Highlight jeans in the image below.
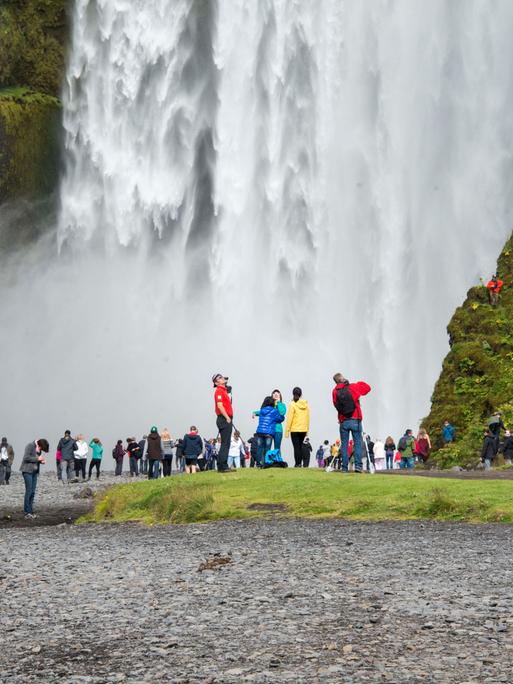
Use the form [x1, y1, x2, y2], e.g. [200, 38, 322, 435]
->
[216, 415, 233, 471]
[400, 456, 414, 469]
[148, 459, 160, 479]
[227, 455, 240, 469]
[74, 459, 87, 480]
[62, 459, 75, 482]
[129, 456, 139, 476]
[484, 458, 492, 470]
[115, 458, 123, 476]
[290, 432, 307, 467]
[141, 458, 148, 474]
[274, 431, 283, 453]
[256, 435, 273, 467]
[162, 457, 173, 477]
[88, 459, 101, 478]
[0, 462, 6, 484]
[385, 453, 394, 470]
[340, 420, 362, 472]
[22, 472, 38, 514]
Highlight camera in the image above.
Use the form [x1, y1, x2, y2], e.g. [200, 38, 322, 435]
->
[226, 385, 232, 394]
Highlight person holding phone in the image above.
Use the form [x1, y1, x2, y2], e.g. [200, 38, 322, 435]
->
[20, 438, 49, 519]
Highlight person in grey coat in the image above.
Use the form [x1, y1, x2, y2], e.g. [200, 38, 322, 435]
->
[0, 437, 14, 485]
[20, 439, 49, 518]
[57, 430, 77, 483]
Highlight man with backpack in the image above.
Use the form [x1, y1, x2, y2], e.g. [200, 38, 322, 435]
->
[332, 373, 371, 473]
[397, 429, 416, 469]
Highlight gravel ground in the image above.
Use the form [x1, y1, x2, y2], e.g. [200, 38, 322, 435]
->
[1, 482, 513, 683]
[0, 472, 141, 527]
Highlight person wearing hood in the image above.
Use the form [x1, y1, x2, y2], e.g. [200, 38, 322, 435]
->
[284, 387, 310, 467]
[182, 426, 203, 474]
[481, 429, 496, 470]
[0, 437, 14, 485]
[332, 373, 371, 473]
[73, 435, 89, 481]
[57, 430, 77, 484]
[254, 396, 286, 467]
[147, 427, 162, 479]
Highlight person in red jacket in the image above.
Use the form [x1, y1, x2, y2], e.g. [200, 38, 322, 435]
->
[212, 373, 234, 473]
[332, 373, 371, 473]
[487, 275, 503, 306]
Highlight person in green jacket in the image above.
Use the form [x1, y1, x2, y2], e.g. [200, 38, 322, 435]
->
[272, 389, 287, 454]
[398, 429, 415, 469]
[88, 438, 104, 480]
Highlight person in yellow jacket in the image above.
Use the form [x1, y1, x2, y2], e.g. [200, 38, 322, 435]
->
[285, 386, 311, 467]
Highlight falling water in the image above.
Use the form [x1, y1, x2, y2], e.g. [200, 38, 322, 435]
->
[3, 0, 513, 454]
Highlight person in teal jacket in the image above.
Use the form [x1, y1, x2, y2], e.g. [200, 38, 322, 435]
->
[88, 438, 103, 479]
[272, 389, 287, 454]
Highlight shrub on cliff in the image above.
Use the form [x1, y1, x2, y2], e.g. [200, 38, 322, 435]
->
[0, 0, 67, 96]
[422, 234, 513, 467]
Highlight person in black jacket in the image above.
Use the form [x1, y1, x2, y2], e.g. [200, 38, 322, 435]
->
[146, 427, 162, 479]
[481, 430, 496, 470]
[182, 427, 203, 474]
[301, 437, 312, 468]
[500, 429, 513, 464]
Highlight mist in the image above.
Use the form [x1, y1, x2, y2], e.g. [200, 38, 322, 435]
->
[4, 0, 513, 464]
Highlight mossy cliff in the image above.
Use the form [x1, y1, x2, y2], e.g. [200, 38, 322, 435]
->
[0, 0, 68, 203]
[422, 234, 513, 468]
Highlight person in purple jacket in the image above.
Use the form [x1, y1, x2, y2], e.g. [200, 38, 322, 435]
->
[252, 396, 285, 467]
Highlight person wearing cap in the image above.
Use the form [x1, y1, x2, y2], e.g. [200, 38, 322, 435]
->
[212, 373, 234, 473]
[147, 426, 163, 479]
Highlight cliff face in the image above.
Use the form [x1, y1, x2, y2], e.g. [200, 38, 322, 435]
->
[422, 234, 513, 467]
[0, 0, 68, 204]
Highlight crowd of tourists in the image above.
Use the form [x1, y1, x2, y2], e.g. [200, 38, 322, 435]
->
[7, 370, 512, 519]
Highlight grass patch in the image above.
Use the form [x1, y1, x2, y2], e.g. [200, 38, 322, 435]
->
[82, 470, 513, 525]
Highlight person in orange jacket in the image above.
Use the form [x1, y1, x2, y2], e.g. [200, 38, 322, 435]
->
[487, 275, 503, 306]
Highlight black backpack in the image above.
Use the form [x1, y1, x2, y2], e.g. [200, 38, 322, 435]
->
[398, 436, 408, 451]
[335, 385, 356, 418]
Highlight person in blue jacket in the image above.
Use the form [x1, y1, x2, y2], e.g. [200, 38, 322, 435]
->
[442, 421, 455, 444]
[271, 389, 287, 454]
[253, 396, 285, 467]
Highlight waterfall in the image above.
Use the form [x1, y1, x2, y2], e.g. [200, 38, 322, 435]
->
[3, 0, 513, 450]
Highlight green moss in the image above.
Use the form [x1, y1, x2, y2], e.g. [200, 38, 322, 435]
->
[0, 88, 61, 201]
[0, 0, 67, 96]
[422, 233, 513, 467]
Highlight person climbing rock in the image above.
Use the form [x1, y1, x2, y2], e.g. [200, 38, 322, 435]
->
[488, 412, 505, 456]
[481, 429, 496, 470]
[332, 373, 371, 473]
[442, 421, 455, 444]
[486, 275, 504, 306]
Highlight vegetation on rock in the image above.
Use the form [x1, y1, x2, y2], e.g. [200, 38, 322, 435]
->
[0, 0, 67, 96]
[0, 87, 61, 202]
[422, 234, 513, 468]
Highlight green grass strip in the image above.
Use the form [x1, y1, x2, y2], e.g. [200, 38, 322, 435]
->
[81, 469, 513, 525]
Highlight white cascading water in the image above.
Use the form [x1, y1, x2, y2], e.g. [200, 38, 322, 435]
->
[3, 0, 513, 454]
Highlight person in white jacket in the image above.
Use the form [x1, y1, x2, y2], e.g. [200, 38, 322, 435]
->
[372, 439, 385, 471]
[73, 435, 89, 481]
[228, 431, 245, 469]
